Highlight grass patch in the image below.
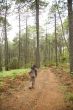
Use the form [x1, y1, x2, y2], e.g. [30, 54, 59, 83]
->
[0, 68, 30, 78]
[0, 81, 4, 86]
[58, 63, 70, 73]
[59, 84, 67, 92]
[65, 92, 73, 102]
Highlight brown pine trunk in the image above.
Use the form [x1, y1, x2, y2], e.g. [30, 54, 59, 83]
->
[0, 44, 2, 71]
[5, 0, 8, 71]
[68, 0, 73, 73]
[35, 0, 40, 68]
[55, 13, 58, 67]
[44, 27, 49, 66]
[25, 16, 28, 68]
[18, 5, 21, 68]
[49, 39, 51, 63]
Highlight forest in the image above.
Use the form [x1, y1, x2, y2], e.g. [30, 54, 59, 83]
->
[0, 0, 73, 110]
[0, 0, 71, 71]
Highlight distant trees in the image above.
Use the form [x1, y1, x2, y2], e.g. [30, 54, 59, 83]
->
[0, 0, 11, 70]
[15, 0, 23, 68]
[48, 0, 69, 67]
[4, 1, 12, 71]
[0, 0, 73, 72]
[30, 0, 48, 68]
[15, 0, 47, 68]
[15, 0, 32, 68]
[8, 27, 36, 69]
[0, 12, 4, 71]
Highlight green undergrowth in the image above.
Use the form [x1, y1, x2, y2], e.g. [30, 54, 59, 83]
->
[52, 65, 73, 104]
[65, 92, 73, 102]
[59, 85, 73, 102]
[59, 84, 68, 92]
[0, 68, 30, 78]
[50, 63, 70, 73]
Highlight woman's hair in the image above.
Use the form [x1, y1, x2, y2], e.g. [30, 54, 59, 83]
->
[31, 65, 36, 69]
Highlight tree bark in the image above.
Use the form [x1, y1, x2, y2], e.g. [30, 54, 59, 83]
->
[45, 27, 49, 66]
[25, 16, 28, 68]
[49, 39, 51, 64]
[18, 5, 21, 68]
[55, 13, 58, 67]
[0, 43, 2, 71]
[35, 0, 40, 68]
[4, 0, 8, 71]
[68, 0, 73, 73]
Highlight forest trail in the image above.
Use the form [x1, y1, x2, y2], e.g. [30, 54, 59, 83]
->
[0, 69, 68, 110]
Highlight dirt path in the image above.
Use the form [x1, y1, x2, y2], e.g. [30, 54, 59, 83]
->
[0, 69, 68, 110]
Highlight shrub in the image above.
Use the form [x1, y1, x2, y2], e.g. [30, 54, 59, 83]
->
[8, 58, 19, 70]
[65, 92, 73, 102]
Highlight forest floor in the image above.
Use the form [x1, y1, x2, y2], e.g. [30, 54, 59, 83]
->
[0, 68, 73, 110]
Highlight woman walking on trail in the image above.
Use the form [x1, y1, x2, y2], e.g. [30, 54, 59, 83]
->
[29, 65, 37, 89]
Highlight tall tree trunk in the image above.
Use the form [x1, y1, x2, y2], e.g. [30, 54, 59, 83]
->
[55, 13, 58, 67]
[35, 0, 40, 68]
[45, 27, 49, 66]
[59, 43, 62, 63]
[49, 39, 51, 64]
[67, 0, 73, 73]
[0, 43, 2, 71]
[50, 43, 53, 64]
[18, 5, 21, 68]
[55, 0, 69, 51]
[5, 0, 8, 71]
[25, 16, 28, 68]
